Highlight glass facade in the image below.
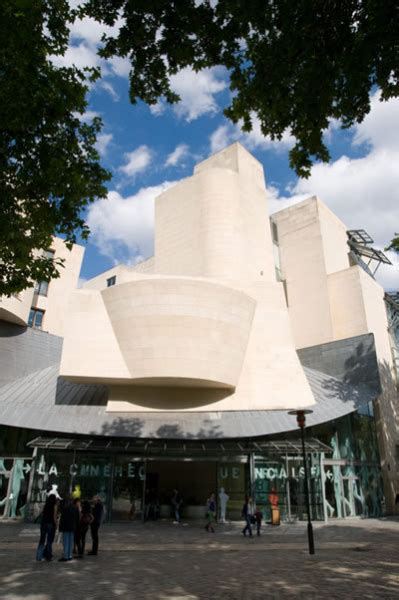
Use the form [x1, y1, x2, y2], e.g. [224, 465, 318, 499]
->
[0, 403, 385, 523]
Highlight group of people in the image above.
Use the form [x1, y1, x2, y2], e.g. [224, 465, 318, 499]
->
[36, 492, 104, 562]
[241, 495, 263, 537]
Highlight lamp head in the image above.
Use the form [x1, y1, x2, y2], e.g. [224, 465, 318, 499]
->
[288, 408, 313, 429]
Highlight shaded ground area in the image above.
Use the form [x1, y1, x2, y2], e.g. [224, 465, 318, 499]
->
[1, 518, 399, 599]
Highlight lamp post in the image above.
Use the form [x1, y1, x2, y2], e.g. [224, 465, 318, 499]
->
[288, 409, 315, 555]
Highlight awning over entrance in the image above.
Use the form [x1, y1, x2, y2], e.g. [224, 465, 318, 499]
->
[27, 436, 332, 456]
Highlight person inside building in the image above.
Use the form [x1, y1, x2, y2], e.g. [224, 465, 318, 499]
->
[254, 505, 263, 536]
[58, 495, 79, 561]
[242, 495, 254, 537]
[171, 489, 183, 523]
[36, 492, 58, 561]
[205, 493, 216, 533]
[88, 495, 104, 556]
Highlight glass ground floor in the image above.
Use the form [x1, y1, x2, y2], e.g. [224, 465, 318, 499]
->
[0, 403, 385, 523]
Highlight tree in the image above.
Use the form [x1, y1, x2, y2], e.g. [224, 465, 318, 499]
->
[2, 1, 398, 296]
[85, 0, 399, 178]
[0, 0, 110, 296]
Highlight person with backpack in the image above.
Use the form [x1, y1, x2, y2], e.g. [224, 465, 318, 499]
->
[36, 493, 58, 562]
[242, 495, 254, 537]
[58, 495, 79, 561]
[76, 500, 93, 558]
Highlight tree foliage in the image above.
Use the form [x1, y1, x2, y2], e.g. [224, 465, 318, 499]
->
[1, 1, 399, 296]
[86, 0, 399, 178]
[0, 0, 110, 296]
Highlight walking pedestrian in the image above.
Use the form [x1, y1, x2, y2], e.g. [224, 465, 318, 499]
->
[88, 495, 104, 556]
[36, 493, 58, 562]
[205, 493, 216, 533]
[242, 495, 254, 537]
[58, 496, 79, 561]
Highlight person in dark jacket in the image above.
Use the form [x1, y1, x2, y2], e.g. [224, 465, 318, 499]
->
[88, 495, 104, 556]
[242, 495, 254, 537]
[76, 500, 93, 558]
[36, 493, 58, 561]
[58, 496, 79, 561]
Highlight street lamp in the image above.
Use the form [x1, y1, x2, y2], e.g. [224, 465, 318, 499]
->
[288, 409, 315, 555]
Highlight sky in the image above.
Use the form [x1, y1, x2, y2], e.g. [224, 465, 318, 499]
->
[57, 9, 399, 291]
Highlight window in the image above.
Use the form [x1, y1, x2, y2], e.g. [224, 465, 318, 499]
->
[34, 249, 55, 296]
[28, 308, 45, 329]
[271, 221, 279, 244]
[107, 275, 116, 287]
[34, 281, 49, 296]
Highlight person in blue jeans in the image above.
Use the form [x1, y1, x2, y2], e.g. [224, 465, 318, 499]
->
[242, 495, 254, 537]
[36, 494, 58, 561]
[58, 496, 79, 561]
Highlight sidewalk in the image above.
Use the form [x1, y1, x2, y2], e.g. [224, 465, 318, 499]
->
[1, 518, 399, 599]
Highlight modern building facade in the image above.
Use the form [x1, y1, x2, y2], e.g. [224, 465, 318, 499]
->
[0, 143, 397, 523]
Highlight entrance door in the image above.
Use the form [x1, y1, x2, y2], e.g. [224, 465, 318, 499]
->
[145, 460, 217, 519]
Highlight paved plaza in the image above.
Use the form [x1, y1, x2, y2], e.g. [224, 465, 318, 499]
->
[0, 518, 398, 600]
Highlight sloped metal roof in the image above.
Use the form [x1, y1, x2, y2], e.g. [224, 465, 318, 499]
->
[0, 322, 380, 440]
[0, 361, 377, 440]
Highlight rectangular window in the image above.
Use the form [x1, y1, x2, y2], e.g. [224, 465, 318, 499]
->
[271, 221, 279, 244]
[34, 249, 55, 296]
[34, 281, 49, 296]
[106, 275, 116, 287]
[28, 308, 45, 329]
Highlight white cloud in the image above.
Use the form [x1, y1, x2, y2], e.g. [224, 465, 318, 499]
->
[241, 115, 294, 152]
[56, 12, 128, 80]
[270, 91, 399, 290]
[169, 67, 228, 121]
[210, 125, 231, 154]
[150, 101, 166, 116]
[87, 182, 177, 262]
[164, 144, 189, 168]
[98, 80, 119, 101]
[51, 42, 100, 70]
[352, 91, 399, 152]
[80, 110, 101, 122]
[119, 145, 153, 178]
[95, 133, 113, 156]
[108, 55, 131, 78]
[209, 114, 294, 156]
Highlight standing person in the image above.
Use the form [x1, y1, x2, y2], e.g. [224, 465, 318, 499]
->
[36, 493, 58, 562]
[205, 493, 216, 533]
[88, 495, 104, 556]
[58, 496, 79, 561]
[254, 505, 263, 536]
[72, 497, 81, 557]
[171, 489, 182, 524]
[76, 500, 93, 558]
[242, 495, 254, 537]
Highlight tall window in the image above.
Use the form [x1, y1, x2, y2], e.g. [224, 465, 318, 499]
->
[34, 280, 49, 296]
[28, 308, 45, 329]
[34, 249, 55, 296]
[107, 275, 116, 287]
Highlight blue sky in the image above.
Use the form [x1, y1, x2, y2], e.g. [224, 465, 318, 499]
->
[56, 10, 399, 290]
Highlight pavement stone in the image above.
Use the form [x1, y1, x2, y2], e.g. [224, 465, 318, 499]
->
[0, 518, 398, 599]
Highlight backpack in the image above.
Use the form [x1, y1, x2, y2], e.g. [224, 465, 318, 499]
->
[81, 512, 93, 526]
